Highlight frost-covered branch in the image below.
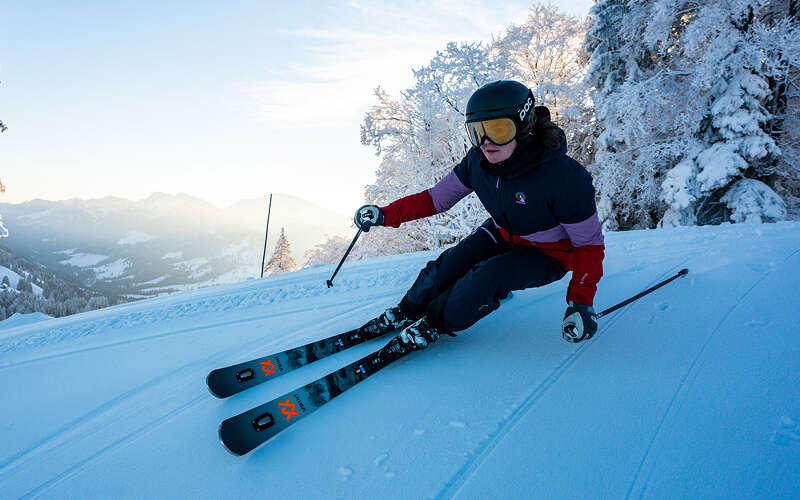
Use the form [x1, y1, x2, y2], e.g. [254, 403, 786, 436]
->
[585, 0, 800, 228]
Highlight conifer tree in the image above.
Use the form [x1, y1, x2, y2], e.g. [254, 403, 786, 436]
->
[263, 227, 297, 276]
[582, 0, 800, 228]
[16, 278, 33, 293]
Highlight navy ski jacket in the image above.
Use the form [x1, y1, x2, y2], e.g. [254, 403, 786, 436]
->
[380, 136, 604, 305]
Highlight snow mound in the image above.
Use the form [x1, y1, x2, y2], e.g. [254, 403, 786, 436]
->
[0, 312, 53, 329]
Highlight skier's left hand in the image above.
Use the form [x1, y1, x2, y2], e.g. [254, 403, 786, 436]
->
[561, 302, 597, 343]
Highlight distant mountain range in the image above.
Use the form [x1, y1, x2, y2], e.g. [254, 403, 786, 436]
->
[0, 193, 351, 298]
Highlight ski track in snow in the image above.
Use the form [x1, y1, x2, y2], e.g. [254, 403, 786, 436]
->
[0, 290, 402, 370]
[0, 299, 387, 498]
[625, 246, 800, 500]
[18, 394, 206, 500]
[773, 416, 800, 447]
[0, 264, 421, 358]
[439, 260, 695, 499]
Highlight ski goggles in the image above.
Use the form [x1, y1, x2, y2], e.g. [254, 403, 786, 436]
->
[464, 117, 518, 147]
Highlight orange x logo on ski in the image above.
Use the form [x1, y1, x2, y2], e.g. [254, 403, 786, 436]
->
[278, 397, 299, 420]
[260, 359, 277, 376]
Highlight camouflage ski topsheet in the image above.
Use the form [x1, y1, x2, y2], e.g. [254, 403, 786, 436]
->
[207, 327, 385, 398]
[218, 336, 412, 455]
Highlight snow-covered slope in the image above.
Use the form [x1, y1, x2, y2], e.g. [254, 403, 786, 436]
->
[0, 222, 799, 499]
[0, 264, 44, 295]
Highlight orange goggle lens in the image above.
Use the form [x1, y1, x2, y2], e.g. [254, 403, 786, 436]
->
[465, 118, 517, 147]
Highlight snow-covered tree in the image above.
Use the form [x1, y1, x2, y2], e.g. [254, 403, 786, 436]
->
[720, 178, 787, 223]
[495, 4, 590, 161]
[758, 1, 800, 218]
[263, 227, 297, 275]
[583, 0, 800, 228]
[16, 278, 33, 293]
[304, 235, 352, 267]
[661, 1, 800, 226]
[584, 0, 703, 229]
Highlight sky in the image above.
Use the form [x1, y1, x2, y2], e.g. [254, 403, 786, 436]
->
[0, 0, 593, 214]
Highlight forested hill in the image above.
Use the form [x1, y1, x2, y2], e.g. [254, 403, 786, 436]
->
[0, 245, 120, 321]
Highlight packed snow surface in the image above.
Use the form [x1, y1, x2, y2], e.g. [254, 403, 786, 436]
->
[0, 222, 799, 498]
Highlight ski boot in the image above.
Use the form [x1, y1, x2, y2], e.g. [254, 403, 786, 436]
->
[398, 317, 444, 349]
[359, 306, 415, 340]
[377, 317, 447, 362]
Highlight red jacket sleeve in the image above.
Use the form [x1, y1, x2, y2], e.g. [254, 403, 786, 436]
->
[551, 162, 604, 306]
[380, 190, 437, 228]
[566, 244, 604, 306]
[559, 211, 605, 306]
[380, 158, 474, 228]
[380, 167, 473, 227]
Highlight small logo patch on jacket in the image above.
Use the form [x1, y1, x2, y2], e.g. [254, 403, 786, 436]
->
[515, 192, 527, 205]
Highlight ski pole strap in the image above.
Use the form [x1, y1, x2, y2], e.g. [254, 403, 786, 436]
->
[326, 228, 363, 288]
[594, 268, 688, 320]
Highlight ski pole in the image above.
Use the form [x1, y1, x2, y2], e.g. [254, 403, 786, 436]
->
[326, 228, 363, 288]
[594, 268, 689, 320]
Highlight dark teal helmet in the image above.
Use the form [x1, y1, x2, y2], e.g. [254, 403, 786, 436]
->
[464, 80, 535, 147]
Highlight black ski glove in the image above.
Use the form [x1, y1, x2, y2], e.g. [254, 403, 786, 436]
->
[562, 302, 598, 343]
[354, 205, 385, 232]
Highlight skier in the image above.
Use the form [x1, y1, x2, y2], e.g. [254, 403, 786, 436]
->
[354, 80, 605, 351]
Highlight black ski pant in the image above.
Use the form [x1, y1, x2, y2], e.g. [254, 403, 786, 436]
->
[399, 219, 567, 333]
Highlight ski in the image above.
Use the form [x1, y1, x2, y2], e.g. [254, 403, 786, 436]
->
[207, 326, 394, 399]
[219, 335, 414, 455]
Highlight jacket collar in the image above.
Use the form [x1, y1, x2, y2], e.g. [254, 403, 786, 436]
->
[479, 128, 567, 179]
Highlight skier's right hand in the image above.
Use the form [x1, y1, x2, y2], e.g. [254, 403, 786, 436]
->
[561, 302, 597, 343]
[354, 205, 385, 232]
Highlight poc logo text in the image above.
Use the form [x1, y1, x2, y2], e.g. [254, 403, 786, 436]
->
[519, 97, 533, 121]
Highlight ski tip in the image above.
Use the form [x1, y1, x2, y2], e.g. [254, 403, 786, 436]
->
[678, 268, 689, 276]
[206, 372, 227, 399]
[218, 421, 246, 457]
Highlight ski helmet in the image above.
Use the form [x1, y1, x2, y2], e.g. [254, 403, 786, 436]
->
[464, 80, 535, 147]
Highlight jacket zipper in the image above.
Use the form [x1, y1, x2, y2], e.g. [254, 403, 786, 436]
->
[493, 175, 514, 236]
